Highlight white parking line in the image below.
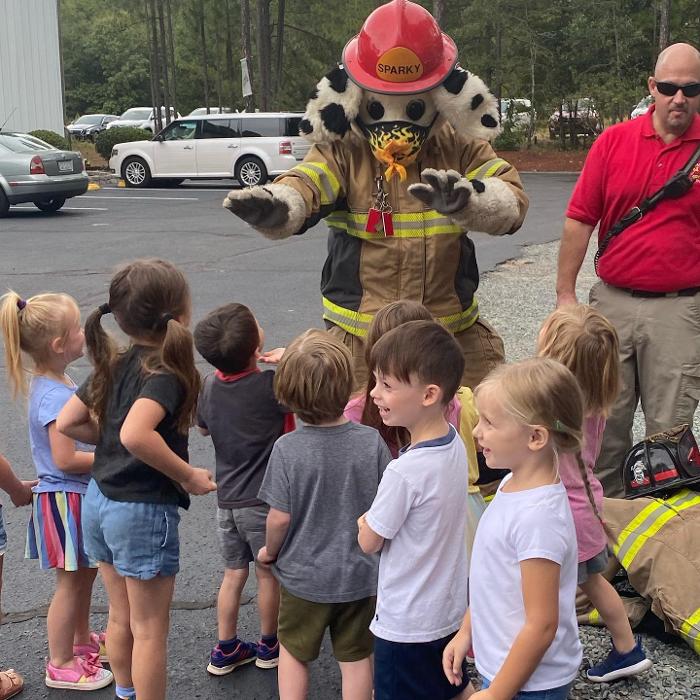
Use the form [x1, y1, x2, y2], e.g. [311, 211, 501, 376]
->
[100, 187, 229, 193]
[87, 195, 199, 201]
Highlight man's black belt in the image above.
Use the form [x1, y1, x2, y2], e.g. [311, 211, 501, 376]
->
[612, 285, 700, 298]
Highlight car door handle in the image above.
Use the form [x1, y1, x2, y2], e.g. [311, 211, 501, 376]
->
[183, 145, 194, 150]
[227, 144, 239, 149]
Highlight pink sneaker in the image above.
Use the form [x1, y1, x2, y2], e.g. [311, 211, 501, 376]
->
[74, 631, 108, 664]
[45, 655, 113, 691]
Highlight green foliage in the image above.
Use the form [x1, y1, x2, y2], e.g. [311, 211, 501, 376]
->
[95, 127, 150, 160]
[29, 130, 71, 151]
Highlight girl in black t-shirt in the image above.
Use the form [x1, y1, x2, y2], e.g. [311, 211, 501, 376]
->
[57, 259, 216, 700]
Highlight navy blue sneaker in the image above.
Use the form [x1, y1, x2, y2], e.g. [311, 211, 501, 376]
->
[255, 638, 280, 669]
[586, 635, 652, 682]
[207, 639, 258, 676]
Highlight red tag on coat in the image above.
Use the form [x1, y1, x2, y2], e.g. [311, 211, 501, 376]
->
[365, 207, 382, 233]
[382, 210, 394, 236]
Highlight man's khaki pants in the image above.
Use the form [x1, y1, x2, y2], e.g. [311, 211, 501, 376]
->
[327, 317, 505, 392]
[590, 281, 700, 497]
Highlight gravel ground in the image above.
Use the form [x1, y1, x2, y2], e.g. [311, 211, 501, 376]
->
[476, 239, 700, 700]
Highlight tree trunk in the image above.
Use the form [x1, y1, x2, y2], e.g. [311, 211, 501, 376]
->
[166, 0, 177, 113]
[257, 0, 272, 110]
[225, 0, 236, 109]
[658, 0, 671, 52]
[241, 0, 254, 111]
[146, 0, 163, 133]
[198, 1, 211, 111]
[157, 0, 171, 126]
[274, 0, 285, 101]
[433, 0, 446, 27]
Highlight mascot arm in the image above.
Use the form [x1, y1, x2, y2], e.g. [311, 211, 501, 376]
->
[223, 143, 346, 241]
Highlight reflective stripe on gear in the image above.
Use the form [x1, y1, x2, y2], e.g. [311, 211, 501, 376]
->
[325, 209, 463, 239]
[680, 608, 700, 654]
[322, 296, 479, 338]
[289, 162, 341, 205]
[466, 158, 510, 181]
[612, 489, 700, 569]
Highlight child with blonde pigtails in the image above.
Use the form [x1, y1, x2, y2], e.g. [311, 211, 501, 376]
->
[537, 304, 652, 683]
[0, 291, 113, 692]
[57, 259, 216, 700]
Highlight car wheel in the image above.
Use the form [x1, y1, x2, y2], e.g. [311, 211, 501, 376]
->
[0, 189, 9, 217]
[122, 157, 152, 188]
[235, 156, 268, 187]
[34, 198, 66, 212]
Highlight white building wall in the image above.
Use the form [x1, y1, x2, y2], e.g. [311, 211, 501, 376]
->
[0, 0, 65, 134]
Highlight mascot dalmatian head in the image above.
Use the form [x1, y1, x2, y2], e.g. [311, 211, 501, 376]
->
[298, 0, 501, 181]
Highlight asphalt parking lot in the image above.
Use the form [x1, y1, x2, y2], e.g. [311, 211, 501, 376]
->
[0, 174, 578, 698]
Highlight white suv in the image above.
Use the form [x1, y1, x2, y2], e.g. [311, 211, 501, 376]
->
[106, 107, 181, 133]
[109, 112, 311, 188]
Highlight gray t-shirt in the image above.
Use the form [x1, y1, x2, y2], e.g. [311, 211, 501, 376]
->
[258, 421, 392, 603]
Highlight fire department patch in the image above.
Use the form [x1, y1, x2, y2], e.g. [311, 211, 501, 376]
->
[690, 162, 700, 183]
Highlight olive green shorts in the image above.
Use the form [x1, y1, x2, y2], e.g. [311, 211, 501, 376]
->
[278, 587, 376, 663]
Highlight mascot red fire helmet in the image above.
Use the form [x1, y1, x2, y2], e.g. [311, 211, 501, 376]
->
[342, 0, 458, 95]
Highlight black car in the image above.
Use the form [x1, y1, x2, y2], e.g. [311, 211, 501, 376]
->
[66, 114, 119, 141]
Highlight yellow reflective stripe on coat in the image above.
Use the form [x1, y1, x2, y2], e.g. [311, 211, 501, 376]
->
[322, 297, 479, 338]
[325, 210, 462, 239]
[289, 162, 340, 205]
[613, 490, 700, 569]
[680, 608, 700, 654]
[587, 609, 601, 624]
[466, 158, 510, 181]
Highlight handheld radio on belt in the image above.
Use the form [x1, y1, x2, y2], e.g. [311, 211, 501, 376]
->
[594, 141, 700, 273]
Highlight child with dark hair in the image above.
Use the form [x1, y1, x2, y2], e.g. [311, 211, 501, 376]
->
[57, 259, 216, 700]
[257, 329, 391, 700]
[357, 320, 472, 700]
[193, 303, 293, 676]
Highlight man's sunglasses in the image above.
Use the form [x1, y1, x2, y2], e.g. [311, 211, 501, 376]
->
[655, 81, 700, 98]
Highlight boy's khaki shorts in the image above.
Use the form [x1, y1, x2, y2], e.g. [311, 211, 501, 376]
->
[278, 587, 375, 663]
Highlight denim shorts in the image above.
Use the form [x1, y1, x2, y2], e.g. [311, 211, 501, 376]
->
[82, 479, 180, 579]
[481, 677, 572, 699]
[0, 505, 6, 555]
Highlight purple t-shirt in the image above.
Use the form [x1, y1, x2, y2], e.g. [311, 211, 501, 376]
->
[558, 414, 607, 562]
[29, 376, 93, 494]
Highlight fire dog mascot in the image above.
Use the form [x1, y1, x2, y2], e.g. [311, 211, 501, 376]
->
[223, 0, 529, 387]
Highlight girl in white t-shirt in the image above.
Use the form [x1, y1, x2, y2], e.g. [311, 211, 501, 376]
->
[443, 358, 583, 700]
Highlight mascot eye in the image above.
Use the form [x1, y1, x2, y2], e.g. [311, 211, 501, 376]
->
[367, 100, 385, 120]
[406, 100, 426, 121]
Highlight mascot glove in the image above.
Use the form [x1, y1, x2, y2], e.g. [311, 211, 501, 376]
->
[410, 167, 520, 235]
[408, 168, 472, 215]
[223, 184, 307, 240]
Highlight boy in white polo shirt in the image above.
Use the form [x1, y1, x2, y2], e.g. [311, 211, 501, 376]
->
[358, 320, 473, 700]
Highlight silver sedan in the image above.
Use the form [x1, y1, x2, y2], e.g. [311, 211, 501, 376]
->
[0, 132, 88, 217]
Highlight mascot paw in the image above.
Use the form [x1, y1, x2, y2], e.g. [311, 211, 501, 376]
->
[408, 168, 472, 215]
[223, 186, 290, 228]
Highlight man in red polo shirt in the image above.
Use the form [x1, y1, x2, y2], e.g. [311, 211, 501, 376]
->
[556, 42, 700, 497]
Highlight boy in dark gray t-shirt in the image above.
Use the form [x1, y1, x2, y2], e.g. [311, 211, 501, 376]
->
[257, 329, 391, 699]
[194, 303, 293, 677]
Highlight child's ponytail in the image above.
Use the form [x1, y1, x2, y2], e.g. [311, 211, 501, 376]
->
[575, 451, 615, 541]
[0, 291, 27, 398]
[84, 303, 118, 426]
[156, 316, 200, 433]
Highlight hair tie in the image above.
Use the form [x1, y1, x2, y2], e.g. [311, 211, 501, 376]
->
[159, 312, 175, 329]
[98, 303, 111, 315]
[16, 298, 27, 311]
[553, 419, 570, 434]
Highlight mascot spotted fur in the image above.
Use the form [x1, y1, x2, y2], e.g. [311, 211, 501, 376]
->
[224, 0, 528, 387]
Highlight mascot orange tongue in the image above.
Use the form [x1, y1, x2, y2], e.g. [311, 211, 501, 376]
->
[374, 140, 415, 182]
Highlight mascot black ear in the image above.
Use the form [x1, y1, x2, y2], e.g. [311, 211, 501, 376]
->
[299, 64, 363, 144]
[431, 66, 502, 142]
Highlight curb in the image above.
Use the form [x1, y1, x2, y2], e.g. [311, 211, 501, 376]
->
[87, 170, 120, 186]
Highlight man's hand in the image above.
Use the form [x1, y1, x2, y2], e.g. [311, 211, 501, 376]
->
[408, 169, 473, 215]
[257, 546, 276, 568]
[223, 186, 291, 228]
[182, 467, 217, 496]
[10, 480, 37, 507]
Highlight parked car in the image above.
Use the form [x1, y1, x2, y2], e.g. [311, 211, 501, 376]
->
[631, 95, 653, 119]
[66, 114, 119, 140]
[500, 98, 535, 130]
[109, 112, 311, 188]
[187, 107, 234, 116]
[0, 132, 88, 216]
[106, 107, 181, 133]
[548, 98, 602, 138]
